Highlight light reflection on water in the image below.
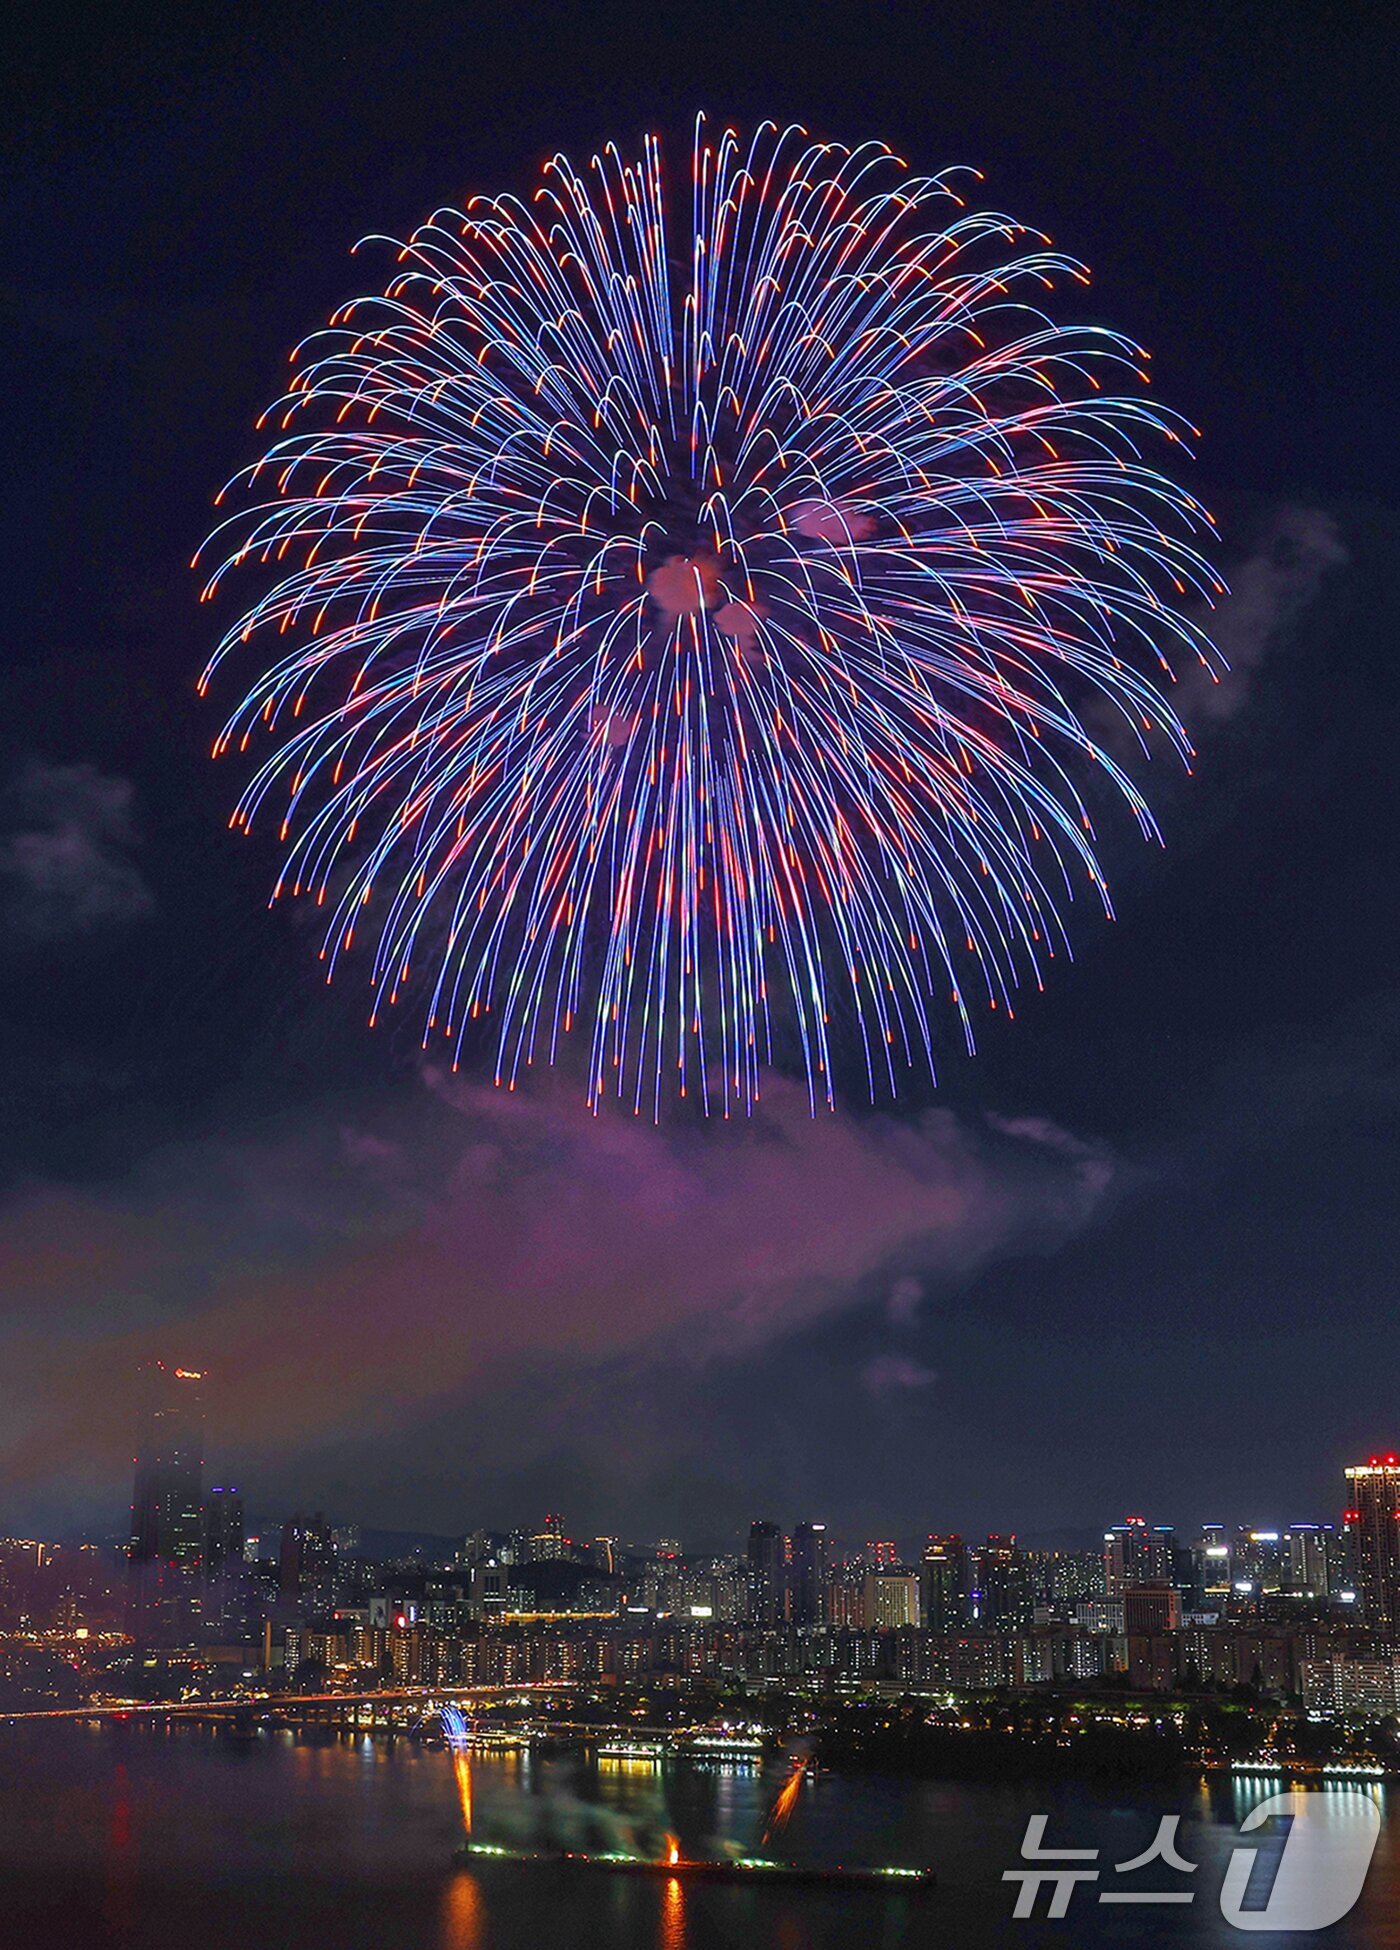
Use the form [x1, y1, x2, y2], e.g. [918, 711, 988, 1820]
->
[657, 1874, 686, 1950]
[0, 1720, 1395, 1950]
[439, 1871, 485, 1950]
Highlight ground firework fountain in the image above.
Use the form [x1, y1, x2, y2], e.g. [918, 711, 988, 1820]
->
[450, 1730, 934, 1889]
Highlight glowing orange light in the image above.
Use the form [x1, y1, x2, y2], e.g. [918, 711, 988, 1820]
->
[452, 1747, 473, 1837]
[760, 1755, 809, 1847]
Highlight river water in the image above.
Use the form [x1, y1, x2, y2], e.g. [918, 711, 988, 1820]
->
[0, 1719, 1393, 1947]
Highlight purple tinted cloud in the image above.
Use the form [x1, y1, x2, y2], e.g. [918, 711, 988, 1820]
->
[0, 1075, 1114, 1499]
[862, 1353, 936, 1395]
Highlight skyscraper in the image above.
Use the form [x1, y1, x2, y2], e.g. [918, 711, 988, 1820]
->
[205, 1486, 245, 1577]
[279, 1512, 338, 1616]
[790, 1521, 829, 1625]
[920, 1534, 967, 1632]
[1193, 1525, 1232, 1600]
[1103, 1518, 1176, 1597]
[204, 1486, 246, 1638]
[530, 1513, 567, 1562]
[973, 1534, 1032, 1630]
[1286, 1524, 1334, 1597]
[1344, 1457, 1400, 1631]
[746, 1519, 784, 1625]
[126, 1363, 206, 1645]
[863, 1570, 920, 1629]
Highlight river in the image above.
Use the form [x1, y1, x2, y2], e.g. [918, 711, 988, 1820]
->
[0, 1719, 1393, 1947]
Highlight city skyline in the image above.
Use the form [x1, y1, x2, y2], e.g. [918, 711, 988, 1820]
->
[100, 1361, 1400, 1574]
[20, 1354, 1400, 1555]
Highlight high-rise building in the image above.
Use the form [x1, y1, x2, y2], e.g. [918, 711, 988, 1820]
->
[1344, 1457, 1400, 1631]
[1300, 1656, 1400, 1717]
[280, 1512, 338, 1617]
[1193, 1525, 1232, 1600]
[973, 1534, 1032, 1630]
[746, 1520, 784, 1625]
[530, 1513, 567, 1562]
[1285, 1524, 1334, 1597]
[204, 1486, 245, 1637]
[1103, 1518, 1176, 1597]
[205, 1487, 245, 1577]
[1045, 1548, 1106, 1615]
[791, 1522, 829, 1625]
[126, 1363, 206, 1645]
[825, 1570, 865, 1628]
[920, 1535, 967, 1633]
[1123, 1583, 1182, 1634]
[1233, 1529, 1287, 1595]
[863, 1570, 920, 1629]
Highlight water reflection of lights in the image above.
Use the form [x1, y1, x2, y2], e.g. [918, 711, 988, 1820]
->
[439, 1871, 485, 1950]
[658, 1874, 687, 1950]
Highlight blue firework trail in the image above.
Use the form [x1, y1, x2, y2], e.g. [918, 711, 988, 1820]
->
[196, 118, 1223, 1116]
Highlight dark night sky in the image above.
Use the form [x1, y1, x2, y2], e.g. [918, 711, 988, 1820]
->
[1, 1, 1395, 1549]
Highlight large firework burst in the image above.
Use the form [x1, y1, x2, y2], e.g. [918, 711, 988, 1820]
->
[197, 119, 1222, 1115]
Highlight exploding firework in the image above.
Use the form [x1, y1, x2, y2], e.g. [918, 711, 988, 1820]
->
[197, 118, 1221, 1115]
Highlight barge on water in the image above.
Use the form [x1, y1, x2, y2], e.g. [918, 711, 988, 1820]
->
[456, 1842, 934, 1890]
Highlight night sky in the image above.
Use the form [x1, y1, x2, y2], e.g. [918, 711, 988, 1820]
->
[2, 2, 1395, 1548]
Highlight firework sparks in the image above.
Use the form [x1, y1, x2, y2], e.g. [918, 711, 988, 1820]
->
[761, 1755, 809, 1847]
[442, 1705, 473, 1836]
[198, 118, 1222, 1116]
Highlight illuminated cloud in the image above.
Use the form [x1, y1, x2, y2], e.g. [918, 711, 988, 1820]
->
[1182, 507, 1347, 725]
[862, 1353, 936, 1395]
[0, 1074, 1113, 1505]
[0, 759, 154, 942]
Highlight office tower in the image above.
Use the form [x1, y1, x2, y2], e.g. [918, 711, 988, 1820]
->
[746, 1519, 785, 1625]
[974, 1534, 1032, 1630]
[471, 1561, 509, 1619]
[865, 1540, 898, 1568]
[1286, 1524, 1333, 1597]
[791, 1521, 829, 1625]
[826, 1569, 865, 1628]
[530, 1513, 567, 1562]
[1234, 1529, 1286, 1595]
[920, 1534, 967, 1632]
[863, 1570, 920, 1629]
[126, 1363, 206, 1645]
[205, 1487, 245, 1577]
[1103, 1518, 1176, 1596]
[279, 1512, 338, 1616]
[1193, 1525, 1232, 1600]
[1123, 1584, 1182, 1635]
[1325, 1525, 1352, 1596]
[1344, 1457, 1400, 1631]
[204, 1486, 245, 1637]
